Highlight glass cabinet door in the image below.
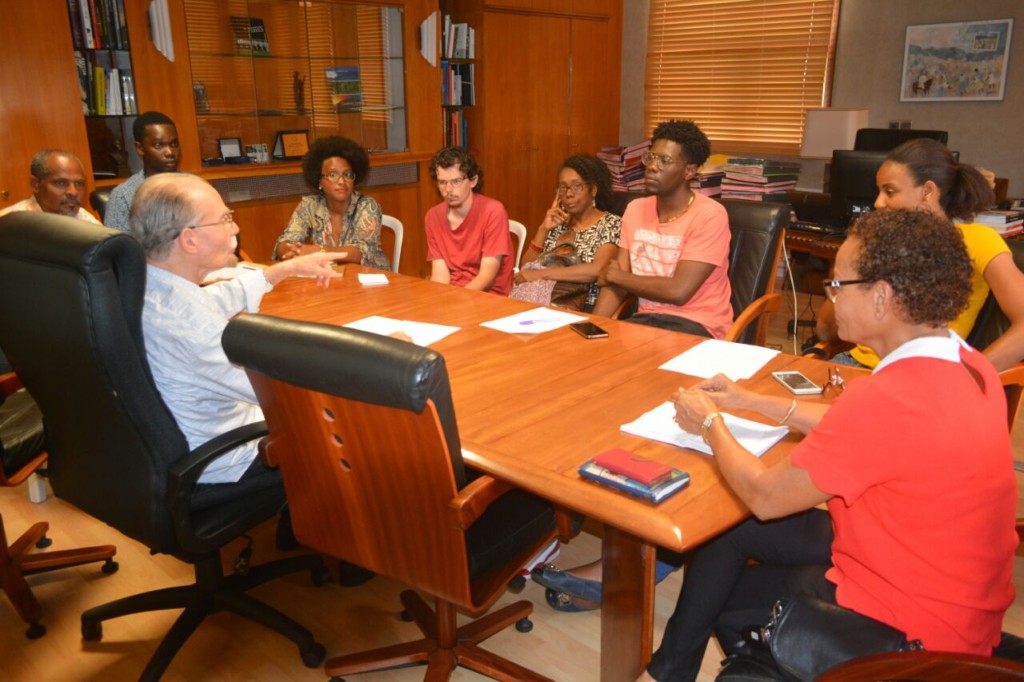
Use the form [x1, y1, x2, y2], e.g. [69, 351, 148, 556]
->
[183, 0, 407, 165]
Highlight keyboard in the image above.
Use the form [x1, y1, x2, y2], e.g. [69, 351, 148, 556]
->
[789, 220, 845, 237]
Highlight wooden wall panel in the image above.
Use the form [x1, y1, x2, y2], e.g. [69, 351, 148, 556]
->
[0, 0, 92, 210]
[569, 11, 622, 156]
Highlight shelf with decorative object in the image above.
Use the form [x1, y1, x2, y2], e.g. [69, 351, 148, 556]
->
[183, 0, 408, 166]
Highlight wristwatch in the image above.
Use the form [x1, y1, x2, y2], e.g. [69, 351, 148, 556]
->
[701, 412, 722, 444]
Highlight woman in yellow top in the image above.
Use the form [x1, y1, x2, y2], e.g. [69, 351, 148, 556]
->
[817, 138, 1024, 370]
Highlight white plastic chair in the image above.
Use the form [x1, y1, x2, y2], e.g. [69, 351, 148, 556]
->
[508, 220, 527, 272]
[381, 215, 403, 273]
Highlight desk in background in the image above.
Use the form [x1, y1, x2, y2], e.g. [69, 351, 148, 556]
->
[259, 267, 859, 681]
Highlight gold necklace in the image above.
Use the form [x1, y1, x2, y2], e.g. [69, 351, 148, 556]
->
[659, 193, 695, 224]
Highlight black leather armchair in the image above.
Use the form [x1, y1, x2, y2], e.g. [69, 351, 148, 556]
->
[0, 212, 326, 680]
[88, 188, 110, 222]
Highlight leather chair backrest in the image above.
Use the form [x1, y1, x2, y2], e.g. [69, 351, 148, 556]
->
[966, 237, 1024, 351]
[90, 188, 111, 222]
[720, 198, 790, 344]
[0, 212, 190, 553]
[222, 313, 483, 606]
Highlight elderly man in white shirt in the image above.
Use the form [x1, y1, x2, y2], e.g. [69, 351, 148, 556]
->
[130, 173, 337, 488]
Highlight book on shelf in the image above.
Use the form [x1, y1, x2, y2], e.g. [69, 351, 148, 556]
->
[92, 65, 106, 115]
[74, 50, 91, 115]
[723, 159, 801, 176]
[578, 459, 690, 503]
[231, 16, 271, 56]
[326, 67, 362, 112]
[721, 180, 797, 193]
[724, 171, 799, 184]
[78, 0, 96, 48]
[976, 210, 1024, 226]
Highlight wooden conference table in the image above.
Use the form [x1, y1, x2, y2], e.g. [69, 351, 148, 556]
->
[259, 266, 857, 682]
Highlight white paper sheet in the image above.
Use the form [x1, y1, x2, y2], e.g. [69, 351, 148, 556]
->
[343, 315, 459, 348]
[620, 401, 789, 457]
[479, 306, 586, 335]
[358, 273, 389, 286]
[659, 339, 779, 381]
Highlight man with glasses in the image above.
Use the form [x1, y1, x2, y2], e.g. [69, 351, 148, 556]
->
[0, 149, 101, 223]
[130, 173, 337, 486]
[105, 110, 181, 232]
[425, 146, 514, 295]
[592, 120, 732, 338]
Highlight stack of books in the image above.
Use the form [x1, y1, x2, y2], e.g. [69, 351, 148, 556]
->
[598, 140, 650, 192]
[577, 447, 690, 503]
[976, 209, 1024, 236]
[720, 158, 801, 202]
[691, 159, 725, 197]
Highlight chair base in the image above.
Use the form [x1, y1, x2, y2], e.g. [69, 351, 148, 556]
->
[325, 589, 552, 682]
[0, 515, 117, 638]
[81, 551, 328, 681]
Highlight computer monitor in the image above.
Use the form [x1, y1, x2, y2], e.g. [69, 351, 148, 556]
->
[853, 128, 949, 152]
[830, 150, 888, 226]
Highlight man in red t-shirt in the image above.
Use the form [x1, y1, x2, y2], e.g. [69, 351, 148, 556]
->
[424, 147, 513, 296]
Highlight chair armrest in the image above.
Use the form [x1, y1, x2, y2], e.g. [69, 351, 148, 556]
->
[0, 371, 24, 399]
[166, 420, 270, 517]
[802, 339, 854, 359]
[818, 650, 1024, 681]
[610, 293, 638, 321]
[448, 474, 513, 531]
[724, 293, 782, 343]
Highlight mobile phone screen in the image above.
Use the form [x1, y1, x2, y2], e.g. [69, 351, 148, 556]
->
[569, 322, 609, 339]
[772, 371, 822, 394]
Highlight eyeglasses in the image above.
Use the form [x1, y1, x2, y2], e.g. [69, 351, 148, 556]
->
[641, 151, 678, 170]
[556, 182, 586, 195]
[172, 211, 235, 241]
[436, 176, 467, 189]
[823, 366, 845, 396]
[321, 170, 355, 183]
[822, 278, 872, 303]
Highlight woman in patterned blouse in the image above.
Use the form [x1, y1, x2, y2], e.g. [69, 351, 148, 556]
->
[516, 154, 622, 311]
[273, 136, 390, 270]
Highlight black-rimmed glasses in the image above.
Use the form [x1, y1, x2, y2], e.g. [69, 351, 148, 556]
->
[822, 278, 872, 303]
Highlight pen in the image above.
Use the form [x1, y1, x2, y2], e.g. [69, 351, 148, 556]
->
[519, 318, 562, 326]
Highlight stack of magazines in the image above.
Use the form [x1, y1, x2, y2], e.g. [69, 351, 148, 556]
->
[578, 448, 690, 503]
[721, 158, 800, 202]
[598, 140, 650, 192]
[976, 209, 1024, 236]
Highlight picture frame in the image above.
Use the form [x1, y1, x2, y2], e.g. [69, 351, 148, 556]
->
[272, 130, 310, 161]
[218, 137, 243, 160]
[900, 19, 1013, 102]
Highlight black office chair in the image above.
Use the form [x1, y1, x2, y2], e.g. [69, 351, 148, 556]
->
[88, 188, 110, 222]
[223, 314, 562, 681]
[0, 212, 327, 680]
[965, 237, 1024, 352]
[719, 198, 789, 345]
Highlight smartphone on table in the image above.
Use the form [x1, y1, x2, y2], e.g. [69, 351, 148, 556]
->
[771, 370, 822, 395]
[569, 321, 609, 339]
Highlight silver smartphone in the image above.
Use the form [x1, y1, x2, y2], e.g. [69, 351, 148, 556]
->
[771, 371, 822, 395]
[569, 322, 609, 339]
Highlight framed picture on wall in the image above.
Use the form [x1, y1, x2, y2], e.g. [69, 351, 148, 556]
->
[900, 19, 1013, 102]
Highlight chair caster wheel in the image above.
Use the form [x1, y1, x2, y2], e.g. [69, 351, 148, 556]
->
[507, 574, 527, 592]
[301, 641, 326, 668]
[35, 535, 52, 549]
[400, 609, 413, 622]
[82, 621, 102, 641]
[515, 617, 533, 633]
[26, 623, 46, 639]
[101, 559, 119, 574]
[312, 565, 332, 587]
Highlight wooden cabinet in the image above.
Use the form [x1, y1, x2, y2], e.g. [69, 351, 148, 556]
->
[0, 0, 94, 210]
[449, 0, 621, 229]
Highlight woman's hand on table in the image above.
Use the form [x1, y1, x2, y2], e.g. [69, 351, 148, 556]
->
[692, 373, 755, 411]
[671, 388, 719, 434]
[276, 241, 303, 260]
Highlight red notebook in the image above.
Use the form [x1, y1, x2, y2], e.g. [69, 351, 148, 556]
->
[593, 448, 671, 486]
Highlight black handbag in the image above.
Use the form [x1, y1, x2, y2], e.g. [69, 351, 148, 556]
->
[759, 596, 923, 682]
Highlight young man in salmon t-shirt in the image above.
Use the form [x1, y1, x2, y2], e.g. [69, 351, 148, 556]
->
[592, 120, 732, 338]
[424, 146, 514, 296]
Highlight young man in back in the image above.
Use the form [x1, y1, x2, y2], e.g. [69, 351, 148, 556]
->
[105, 110, 181, 231]
[592, 120, 732, 338]
[424, 146, 513, 295]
